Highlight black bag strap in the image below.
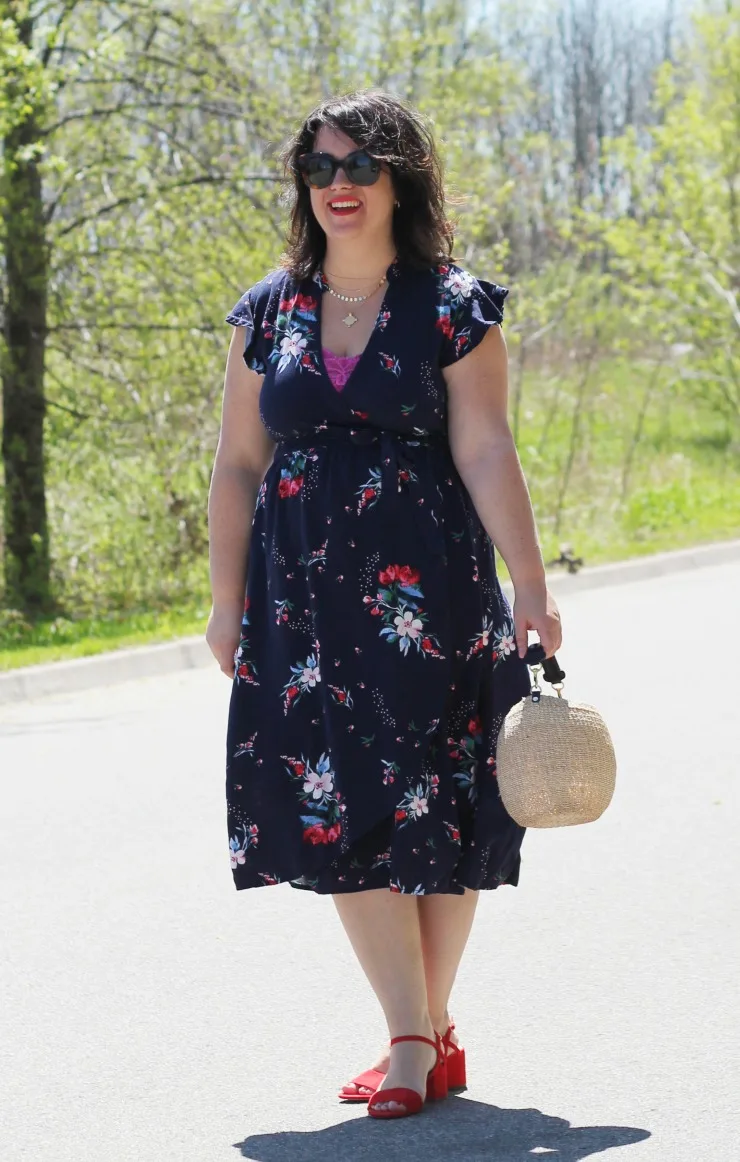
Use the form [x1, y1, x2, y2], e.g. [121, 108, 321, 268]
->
[524, 642, 566, 684]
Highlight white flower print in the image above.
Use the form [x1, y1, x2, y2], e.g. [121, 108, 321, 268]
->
[444, 268, 475, 299]
[411, 794, 429, 817]
[497, 631, 516, 656]
[230, 843, 247, 868]
[280, 329, 307, 361]
[301, 657, 321, 687]
[303, 767, 334, 799]
[229, 821, 258, 869]
[394, 610, 423, 640]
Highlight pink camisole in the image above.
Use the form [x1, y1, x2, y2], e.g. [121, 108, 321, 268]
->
[323, 347, 361, 392]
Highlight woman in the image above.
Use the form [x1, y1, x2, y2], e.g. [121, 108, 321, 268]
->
[207, 89, 562, 1120]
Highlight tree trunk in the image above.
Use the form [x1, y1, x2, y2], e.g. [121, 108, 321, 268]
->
[1, 12, 50, 614]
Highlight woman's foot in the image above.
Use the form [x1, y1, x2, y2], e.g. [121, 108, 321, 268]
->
[339, 1045, 390, 1099]
[339, 1013, 462, 1100]
[370, 1025, 441, 1114]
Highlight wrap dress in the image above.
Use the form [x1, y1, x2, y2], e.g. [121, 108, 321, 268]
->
[223, 258, 531, 895]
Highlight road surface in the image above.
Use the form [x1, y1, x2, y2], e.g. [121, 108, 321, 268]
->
[1, 560, 738, 1161]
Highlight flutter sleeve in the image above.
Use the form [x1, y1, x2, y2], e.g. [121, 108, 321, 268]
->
[436, 264, 508, 368]
[225, 287, 267, 375]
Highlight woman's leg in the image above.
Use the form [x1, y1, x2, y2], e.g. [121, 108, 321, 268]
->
[333, 889, 437, 1110]
[417, 888, 480, 1035]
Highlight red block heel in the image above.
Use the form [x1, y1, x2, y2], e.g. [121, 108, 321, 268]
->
[443, 1021, 467, 1091]
[367, 1034, 448, 1120]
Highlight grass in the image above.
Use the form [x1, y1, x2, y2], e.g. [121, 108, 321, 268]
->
[0, 604, 209, 672]
[2, 355, 738, 671]
[511, 353, 740, 571]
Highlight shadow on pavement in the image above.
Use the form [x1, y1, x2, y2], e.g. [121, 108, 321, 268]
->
[237, 1097, 651, 1160]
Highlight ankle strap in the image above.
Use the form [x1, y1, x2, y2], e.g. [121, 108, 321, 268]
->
[389, 1034, 438, 1051]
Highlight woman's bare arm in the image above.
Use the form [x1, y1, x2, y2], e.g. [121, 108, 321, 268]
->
[206, 328, 275, 672]
[444, 325, 561, 658]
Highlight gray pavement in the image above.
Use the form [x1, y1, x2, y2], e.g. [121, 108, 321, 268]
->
[1, 560, 739, 1161]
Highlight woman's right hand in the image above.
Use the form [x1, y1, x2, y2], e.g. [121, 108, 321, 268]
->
[206, 604, 243, 678]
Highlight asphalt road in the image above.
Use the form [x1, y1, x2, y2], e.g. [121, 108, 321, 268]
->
[1, 560, 738, 1162]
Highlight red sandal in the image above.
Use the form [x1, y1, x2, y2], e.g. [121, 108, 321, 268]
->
[367, 1033, 448, 1120]
[443, 1021, 467, 1090]
[338, 1067, 386, 1102]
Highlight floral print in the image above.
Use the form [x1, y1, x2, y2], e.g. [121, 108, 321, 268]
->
[224, 260, 529, 895]
[229, 820, 259, 868]
[234, 597, 259, 686]
[278, 451, 314, 499]
[448, 717, 483, 803]
[363, 564, 444, 658]
[283, 752, 344, 845]
[272, 292, 322, 376]
[281, 652, 321, 714]
[379, 352, 401, 376]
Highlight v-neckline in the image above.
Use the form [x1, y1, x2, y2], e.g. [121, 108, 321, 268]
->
[313, 258, 398, 395]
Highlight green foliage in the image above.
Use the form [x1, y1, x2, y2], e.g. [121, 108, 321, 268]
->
[581, 9, 740, 422]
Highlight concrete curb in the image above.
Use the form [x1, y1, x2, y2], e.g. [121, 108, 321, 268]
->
[2, 538, 739, 706]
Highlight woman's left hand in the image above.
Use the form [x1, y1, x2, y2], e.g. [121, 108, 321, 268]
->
[513, 582, 563, 659]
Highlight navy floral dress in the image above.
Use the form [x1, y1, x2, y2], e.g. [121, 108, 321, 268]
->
[223, 258, 531, 895]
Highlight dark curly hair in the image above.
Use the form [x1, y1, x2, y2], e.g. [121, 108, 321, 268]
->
[280, 89, 455, 279]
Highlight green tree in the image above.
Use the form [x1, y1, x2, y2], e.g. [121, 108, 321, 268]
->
[593, 6, 740, 425]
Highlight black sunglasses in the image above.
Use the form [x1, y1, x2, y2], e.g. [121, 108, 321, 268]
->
[296, 149, 382, 189]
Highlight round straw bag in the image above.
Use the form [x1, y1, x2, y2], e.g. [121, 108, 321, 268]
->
[496, 644, 616, 828]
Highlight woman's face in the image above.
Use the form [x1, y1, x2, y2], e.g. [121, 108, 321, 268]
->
[307, 125, 396, 249]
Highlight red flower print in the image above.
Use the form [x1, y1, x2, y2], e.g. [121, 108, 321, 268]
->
[289, 475, 304, 495]
[278, 477, 292, 499]
[293, 762, 305, 775]
[326, 823, 341, 843]
[295, 293, 316, 312]
[398, 565, 420, 586]
[395, 809, 407, 822]
[363, 488, 375, 500]
[279, 295, 297, 312]
[421, 637, 433, 651]
[237, 664, 248, 678]
[436, 314, 454, 339]
[370, 607, 381, 616]
[304, 825, 329, 845]
[378, 565, 399, 585]
[468, 717, 482, 736]
[301, 354, 312, 367]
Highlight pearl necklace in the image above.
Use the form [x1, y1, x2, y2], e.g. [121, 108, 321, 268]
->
[322, 272, 387, 327]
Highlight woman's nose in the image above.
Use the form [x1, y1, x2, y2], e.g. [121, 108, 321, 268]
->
[329, 166, 353, 188]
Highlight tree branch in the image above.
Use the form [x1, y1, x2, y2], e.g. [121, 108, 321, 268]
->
[52, 173, 280, 239]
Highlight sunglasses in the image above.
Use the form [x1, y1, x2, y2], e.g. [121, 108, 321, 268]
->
[296, 149, 382, 189]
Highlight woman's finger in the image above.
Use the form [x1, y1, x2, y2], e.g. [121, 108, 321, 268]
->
[539, 619, 562, 658]
[514, 612, 530, 659]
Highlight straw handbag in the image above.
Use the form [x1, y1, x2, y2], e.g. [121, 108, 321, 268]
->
[496, 643, 616, 828]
